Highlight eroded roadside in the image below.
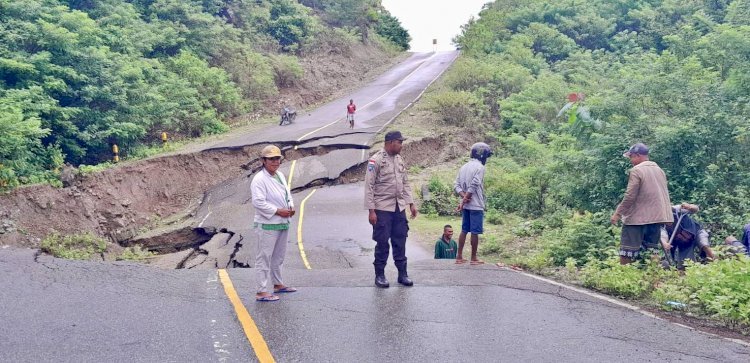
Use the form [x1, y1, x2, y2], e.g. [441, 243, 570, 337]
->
[0, 133, 453, 269]
[140, 134, 452, 270]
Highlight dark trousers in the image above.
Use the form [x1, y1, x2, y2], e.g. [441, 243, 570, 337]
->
[372, 207, 409, 270]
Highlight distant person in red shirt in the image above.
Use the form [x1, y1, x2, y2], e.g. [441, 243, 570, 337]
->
[346, 99, 356, 129]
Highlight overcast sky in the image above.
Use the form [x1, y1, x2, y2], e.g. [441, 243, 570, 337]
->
[381, 0, 490, 52]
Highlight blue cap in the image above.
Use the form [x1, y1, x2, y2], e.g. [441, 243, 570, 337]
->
[385, 131, 406, 142]
[623, 143, 649, 157]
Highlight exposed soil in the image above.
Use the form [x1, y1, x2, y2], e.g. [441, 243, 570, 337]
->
[0, 146, 261, 248]
[278, 42, 404, 109]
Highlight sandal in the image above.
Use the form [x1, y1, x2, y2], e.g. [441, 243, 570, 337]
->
[470, 260, 485, 265]
[455, 258, 467, 264]
[274, 286, 297, 293]
[256, 295, 280, 302]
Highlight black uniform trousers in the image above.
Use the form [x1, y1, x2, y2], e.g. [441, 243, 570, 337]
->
[372, 206, 409, 270]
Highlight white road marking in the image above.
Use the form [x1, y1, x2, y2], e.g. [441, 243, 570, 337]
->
[510, 268, 750, 347]
[207, 272, 233, 362]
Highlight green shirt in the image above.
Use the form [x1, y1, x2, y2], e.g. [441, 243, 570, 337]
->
[434, 237, 458, 259]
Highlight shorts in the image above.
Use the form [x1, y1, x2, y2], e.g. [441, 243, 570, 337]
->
[461, 209, 484, 234]
[347, 113, 355, 122]
[619, 223, 663, 258]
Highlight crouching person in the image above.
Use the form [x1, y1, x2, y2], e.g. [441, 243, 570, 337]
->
[660, 203, 714, 270]
[723, 236, 748, 257]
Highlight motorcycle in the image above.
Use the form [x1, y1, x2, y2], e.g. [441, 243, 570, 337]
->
[279, 107, 297, 126]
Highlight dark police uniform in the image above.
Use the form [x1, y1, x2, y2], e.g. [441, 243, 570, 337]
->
[364, 148, 414, 277]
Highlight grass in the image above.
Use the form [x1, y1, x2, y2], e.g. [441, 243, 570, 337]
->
[78, 162, 115, 175]
[40, 232, 107, 260]
[117, 245, 155, 261]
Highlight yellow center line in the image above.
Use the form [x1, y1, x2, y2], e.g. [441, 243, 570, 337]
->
[217, 269, 275, 363]
[286, 159, 296, 186]
[296, 120, 341, 143]
[286, 55, 439, 267]
[296, 189, 317, 270]
[291, 53, 437, 149]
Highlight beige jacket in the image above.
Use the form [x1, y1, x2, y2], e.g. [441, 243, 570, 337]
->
[364, 149, 414, 212]
[614, 161, 672, 225]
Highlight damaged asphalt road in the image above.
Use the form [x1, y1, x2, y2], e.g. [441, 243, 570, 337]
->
[144, 51, 459, 269]
[3, 51, 750, 361]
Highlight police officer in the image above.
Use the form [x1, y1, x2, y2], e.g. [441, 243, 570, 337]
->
[364, 130, 418, 288]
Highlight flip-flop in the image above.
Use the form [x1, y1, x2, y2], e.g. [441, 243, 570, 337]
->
[274, 286, 297, 293]
[470, 260, 485, 265]
[455, 259, 467, 264]
[256, 295, 279, 302]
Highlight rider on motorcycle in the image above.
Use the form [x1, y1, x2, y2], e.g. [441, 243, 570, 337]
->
[280, 106, 291, 125]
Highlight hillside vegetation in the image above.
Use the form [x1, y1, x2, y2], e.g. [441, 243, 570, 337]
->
[0, 0, 410, 190]
[422, 0, 750, 329]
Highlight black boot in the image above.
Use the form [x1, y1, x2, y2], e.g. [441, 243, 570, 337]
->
[375, 267, 389, 288]
[397, 265, 413, 286]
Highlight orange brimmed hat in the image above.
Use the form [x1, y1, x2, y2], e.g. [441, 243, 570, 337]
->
[260, 145, 282, 158]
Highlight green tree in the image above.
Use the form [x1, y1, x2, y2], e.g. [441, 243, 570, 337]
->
[375, 12, 410, 50]
[0, 98, 53, 189]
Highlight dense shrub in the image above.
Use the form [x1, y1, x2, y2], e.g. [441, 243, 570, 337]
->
[166, 51, 246, 118]
[444, 58, 495, 91]
[266, 0, 318, 53]
[269, 54, 304, 87]
[428, 90, 484, 126]
[580, 258, 654, 298]
[654, 257, 750, 325]
[542, 212, 618, 266]
[419, 177, 459, 216]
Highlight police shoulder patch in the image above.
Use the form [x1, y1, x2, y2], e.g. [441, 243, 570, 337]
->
[367, 159, 376, 172]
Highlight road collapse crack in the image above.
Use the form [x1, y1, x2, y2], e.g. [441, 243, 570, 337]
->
[600, 335, 721, 361]
[319, 304, 369, 315]
[402, 317, 459, 325]
[290, 160, 368, 193]
[203, 130, 374, 156]
[285, 143, 370, 161]
[480, 281, 601, 306]
[227, 232, 248, 268]
[134, 132, 383, 265]
[178, 229, 240, 269]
